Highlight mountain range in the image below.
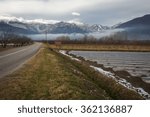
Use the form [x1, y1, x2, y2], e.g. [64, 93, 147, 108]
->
[0, 15, 110, 34]
[0, 14, 150, 38]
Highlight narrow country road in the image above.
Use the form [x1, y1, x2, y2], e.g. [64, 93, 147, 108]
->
[0, 43, 42, 78]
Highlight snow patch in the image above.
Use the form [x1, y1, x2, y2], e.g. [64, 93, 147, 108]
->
[59, 50, 81, 62]
[9, 23, 28, 29]
[0, 15, 25, 23]
[90, 66, 116, 79]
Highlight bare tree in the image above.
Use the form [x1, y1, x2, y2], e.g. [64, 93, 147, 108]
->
[0, 31, 12, 48]
[0, 29, 33, 48]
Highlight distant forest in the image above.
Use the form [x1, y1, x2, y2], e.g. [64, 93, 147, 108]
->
[41, 32, 150, 45]
[0, 31, 33, 48]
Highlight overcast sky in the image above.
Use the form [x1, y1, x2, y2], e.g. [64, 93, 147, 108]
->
[0, 0, 150, 26]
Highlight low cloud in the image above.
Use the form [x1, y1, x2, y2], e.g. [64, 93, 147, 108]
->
[72, 12, 80, 16]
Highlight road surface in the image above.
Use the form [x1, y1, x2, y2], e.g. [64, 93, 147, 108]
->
[0, 43, 41, 78]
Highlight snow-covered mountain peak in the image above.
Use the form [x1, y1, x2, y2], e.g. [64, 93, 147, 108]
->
[0, 15, 84, 25]
[0, 15, 25, 23]
[0, 15, 60, 24]
[90, 24, 110, 31]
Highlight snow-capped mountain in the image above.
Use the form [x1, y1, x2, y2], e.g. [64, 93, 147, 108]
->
[90, 24, 110, 32]
[0, 15, 60, 24]
[0, 15, 109, 34]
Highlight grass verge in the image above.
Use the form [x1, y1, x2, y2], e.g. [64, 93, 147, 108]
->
[0, 45, 143, 99]
[49, 44, 150, 52]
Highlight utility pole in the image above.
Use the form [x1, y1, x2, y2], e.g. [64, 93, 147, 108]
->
[45, 26, 48, 45]
[45, 30, 48, 44]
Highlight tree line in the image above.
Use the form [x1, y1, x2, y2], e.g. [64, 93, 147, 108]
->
[43, 32, 150, 46]
[0, 31, 33, 48]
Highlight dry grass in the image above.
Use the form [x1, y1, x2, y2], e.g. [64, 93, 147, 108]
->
[0, 46, 110, 99]
[49, 44, 150, 52]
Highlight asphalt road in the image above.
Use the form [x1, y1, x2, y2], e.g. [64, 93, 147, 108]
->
[0, 43, 42, 78]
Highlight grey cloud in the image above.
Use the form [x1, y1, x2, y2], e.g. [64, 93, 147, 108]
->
[78, 0, 150, 25]
[0, 0, 150, 26]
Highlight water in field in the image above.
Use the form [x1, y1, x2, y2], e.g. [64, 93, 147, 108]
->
[69, 51, 150, 83]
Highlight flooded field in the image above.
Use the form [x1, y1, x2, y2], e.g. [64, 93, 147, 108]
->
[69, 51, 150, 83]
